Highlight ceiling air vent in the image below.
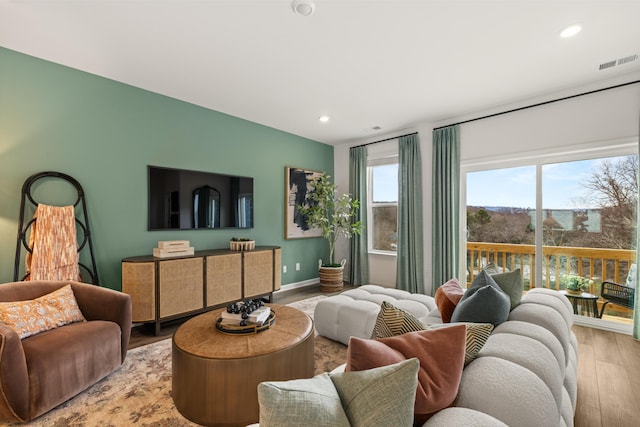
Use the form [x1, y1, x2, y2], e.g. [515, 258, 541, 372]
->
[599, 53, 638, 71]
[599, 60, 617, 70]
[617, 54, 639, 66]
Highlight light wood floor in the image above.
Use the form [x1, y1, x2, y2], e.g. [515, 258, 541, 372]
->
[573, 325, 640, 427]
[128, 286, 640, 426]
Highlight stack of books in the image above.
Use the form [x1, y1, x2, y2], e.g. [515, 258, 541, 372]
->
[153, 240, 195, 258]
[220, 306, 271, 326]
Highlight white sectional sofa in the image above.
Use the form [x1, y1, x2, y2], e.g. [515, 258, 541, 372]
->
[314, 285, 578, 427]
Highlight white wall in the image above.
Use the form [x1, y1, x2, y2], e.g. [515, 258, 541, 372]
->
[334, 72, 640, 294]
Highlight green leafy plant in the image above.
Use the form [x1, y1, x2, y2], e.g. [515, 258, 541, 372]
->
[297, 174, 364, 267]
[560, 274, 592, 292]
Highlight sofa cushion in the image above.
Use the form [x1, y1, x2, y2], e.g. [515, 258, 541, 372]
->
[258, 359, 419, 427]
[347, 326, 466, 421]
[457, 356, 558, 427]
[434, 278, 465, 322]
[0, 284, 85, 339]
[425, 407, 509, 426]
[491, 268, 524, 310]
[451, 270, 510, 326]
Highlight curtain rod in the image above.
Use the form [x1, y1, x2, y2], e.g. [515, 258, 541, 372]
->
[350, 132, 418, 150]
[433, 79, 640, 131]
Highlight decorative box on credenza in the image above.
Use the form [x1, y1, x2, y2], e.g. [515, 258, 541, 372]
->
[121, 246, 281, 335]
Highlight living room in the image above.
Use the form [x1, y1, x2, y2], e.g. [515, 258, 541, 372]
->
[1, 1, 640, 426]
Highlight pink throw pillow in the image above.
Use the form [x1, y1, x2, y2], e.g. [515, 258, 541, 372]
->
[346, 325, 466, 422]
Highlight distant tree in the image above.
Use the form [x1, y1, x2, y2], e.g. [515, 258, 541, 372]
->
[467, 207, 533, 244]
[582, 155, 638, 249]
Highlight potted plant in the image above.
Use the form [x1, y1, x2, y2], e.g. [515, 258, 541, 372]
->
[297, 174, 363, 292]
[561, 274, 592, 295]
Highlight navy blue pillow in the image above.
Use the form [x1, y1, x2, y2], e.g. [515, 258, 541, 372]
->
[450, 270, 510, 326]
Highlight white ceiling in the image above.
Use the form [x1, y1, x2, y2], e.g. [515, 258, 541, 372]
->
[1, 0, 640, 145]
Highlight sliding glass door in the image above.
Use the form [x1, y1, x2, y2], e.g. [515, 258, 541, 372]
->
[464, 150, 637, 324]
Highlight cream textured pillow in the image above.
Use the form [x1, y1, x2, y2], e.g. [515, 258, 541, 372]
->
[0, 284, 86, 339]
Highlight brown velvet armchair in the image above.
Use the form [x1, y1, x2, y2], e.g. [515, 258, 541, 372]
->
[0, 280, 132, 423]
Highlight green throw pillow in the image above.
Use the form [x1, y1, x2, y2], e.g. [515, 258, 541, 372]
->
[257, 373, 350, 427]
[491, 268, 523, 310]
[257, 360, 419, 427]
[451, 270, 511, 326]
[332, 358, 419, 426]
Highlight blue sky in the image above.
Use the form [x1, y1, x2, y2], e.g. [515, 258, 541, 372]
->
[372, 164, 398, 202]
[466, 156, 630, 210]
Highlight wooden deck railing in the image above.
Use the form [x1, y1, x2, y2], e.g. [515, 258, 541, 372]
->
[466, 242, 636, 293]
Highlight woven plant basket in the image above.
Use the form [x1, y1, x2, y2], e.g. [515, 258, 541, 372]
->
[318, 259, 346, 293]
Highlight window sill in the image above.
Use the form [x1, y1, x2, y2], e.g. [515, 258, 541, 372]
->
[368, 250, 397, 257]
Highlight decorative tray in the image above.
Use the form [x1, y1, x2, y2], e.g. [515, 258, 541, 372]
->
[215, 311, 276, 335]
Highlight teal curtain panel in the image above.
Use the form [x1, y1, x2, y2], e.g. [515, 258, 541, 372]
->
[396, 134, 424, 293]
[349, 146, 369, 285]
[432, 125, 460, 296]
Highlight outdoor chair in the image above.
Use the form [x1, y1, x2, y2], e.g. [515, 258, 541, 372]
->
[599, 281, 635, 318]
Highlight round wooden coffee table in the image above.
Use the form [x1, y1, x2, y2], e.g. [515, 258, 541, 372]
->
[172, 304, 314, 426]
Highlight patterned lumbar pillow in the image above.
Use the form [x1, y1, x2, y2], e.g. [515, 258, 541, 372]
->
[0, 284, 86, 339]
[371, 301, 492, 366]
[371, 301, 425, 339]
[424, 322, 494, 365]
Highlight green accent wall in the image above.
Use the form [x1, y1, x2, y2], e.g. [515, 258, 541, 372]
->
[0, 47, 333, 290]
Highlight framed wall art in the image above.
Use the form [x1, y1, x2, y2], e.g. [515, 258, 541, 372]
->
[285, 166, 324, 239]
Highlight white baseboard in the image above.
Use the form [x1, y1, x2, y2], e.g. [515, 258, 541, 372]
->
[573, 315, 633, 335]
[276, 277, 320, 294]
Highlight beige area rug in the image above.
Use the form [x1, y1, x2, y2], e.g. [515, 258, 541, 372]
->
[9, 296, 347, 427]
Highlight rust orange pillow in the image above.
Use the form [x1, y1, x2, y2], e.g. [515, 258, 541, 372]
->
[434, 278, 465, 322]
[346, 325, 466, 421]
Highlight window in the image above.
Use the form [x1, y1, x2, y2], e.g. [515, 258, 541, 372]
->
[368, 159, 398, 252]
[464, 146, 637, 325]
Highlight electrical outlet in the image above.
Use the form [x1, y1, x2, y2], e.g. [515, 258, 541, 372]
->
[283, 265, 287, 273]
[295, 263, 300, 271]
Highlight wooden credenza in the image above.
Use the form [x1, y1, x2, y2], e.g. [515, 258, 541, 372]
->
[122, 246, 281, 335]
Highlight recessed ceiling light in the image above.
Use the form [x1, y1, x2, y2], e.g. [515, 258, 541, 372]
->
[319, 115, 330, 123]
[560, 25, 582, 38]
[292, 0, 315, 17]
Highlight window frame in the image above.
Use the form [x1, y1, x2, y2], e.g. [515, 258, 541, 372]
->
[367, 154, 399, 255]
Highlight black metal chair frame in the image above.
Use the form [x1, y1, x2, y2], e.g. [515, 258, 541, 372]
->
[598, 280, 635, 318]
[13, 171, 99, 285]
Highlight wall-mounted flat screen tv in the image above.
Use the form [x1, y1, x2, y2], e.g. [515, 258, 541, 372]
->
[148, 165, 254, 230]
